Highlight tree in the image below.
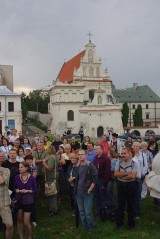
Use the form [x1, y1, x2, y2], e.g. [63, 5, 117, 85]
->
[121, 102, 129, 127]
[134, 104, 143, 126]
[21, 90, 50, 119]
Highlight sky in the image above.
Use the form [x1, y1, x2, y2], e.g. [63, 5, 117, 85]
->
[0, 0, 160, 95]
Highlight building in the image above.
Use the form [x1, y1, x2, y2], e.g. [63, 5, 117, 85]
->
[113, 83, 160, 128]
[49, 39, 123, 137]
[0, 65, 22, 134]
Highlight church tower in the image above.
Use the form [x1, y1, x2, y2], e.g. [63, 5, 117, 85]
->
[49, 36, 123, 137]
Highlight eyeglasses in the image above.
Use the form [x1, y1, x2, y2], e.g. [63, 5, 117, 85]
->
[78, 154, 85, 156]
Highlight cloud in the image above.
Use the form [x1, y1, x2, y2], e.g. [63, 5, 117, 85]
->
[0, 0, 160, 95]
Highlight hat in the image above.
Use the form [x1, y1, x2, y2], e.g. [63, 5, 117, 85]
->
[25, 147, 32, 151]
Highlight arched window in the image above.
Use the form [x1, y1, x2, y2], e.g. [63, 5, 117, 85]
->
[67, 110, 74, 121]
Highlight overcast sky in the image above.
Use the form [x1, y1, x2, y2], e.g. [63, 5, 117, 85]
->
[0, 0, 160, 95]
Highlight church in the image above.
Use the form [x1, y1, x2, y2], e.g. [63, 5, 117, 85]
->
[49, 37, 123, 138]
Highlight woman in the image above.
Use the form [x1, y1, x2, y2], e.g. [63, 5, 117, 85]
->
[132, 141, 148, 218]
[60, 144, 72, 194]
[43, 136, 51, 151]
[42, 145, 58, 215]
[0, 138, 12, 160]
[14, 161, 37, 239]
[62, 138, 68, 147]
[81, 136, 91, 151]
[17, 148, 25, 162]
[31, 142, 37, 155]
[21, 137, 31, 150]
[107, 149, 118, 207]
[114, 147, 139, 230]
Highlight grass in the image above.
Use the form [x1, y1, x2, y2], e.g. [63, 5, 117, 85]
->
[29, 118, 48, 133]
[1, 192, 160, 239]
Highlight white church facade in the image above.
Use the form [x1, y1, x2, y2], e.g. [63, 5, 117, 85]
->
[49, 39, 123, 138]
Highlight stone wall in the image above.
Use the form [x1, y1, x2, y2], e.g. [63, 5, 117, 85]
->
[28, 111, 52, 128]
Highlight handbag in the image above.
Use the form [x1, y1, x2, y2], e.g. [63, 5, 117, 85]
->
[44, 156, 57, 197]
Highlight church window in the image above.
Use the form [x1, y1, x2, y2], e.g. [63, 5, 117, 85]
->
[89, 67, 94, 78]
[96, 67, 100, 77]
[88, 49, 93, 63]
[89, 90, 94, 102]
[67, 110, 74, 121]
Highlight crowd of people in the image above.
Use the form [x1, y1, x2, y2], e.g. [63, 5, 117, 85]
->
[0, 126, 160, 238]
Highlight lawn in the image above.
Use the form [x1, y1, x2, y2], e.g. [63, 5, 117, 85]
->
[1, 192, 160, 239]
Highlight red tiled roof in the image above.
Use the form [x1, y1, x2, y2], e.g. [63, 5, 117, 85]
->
[57, 50, 86, 83]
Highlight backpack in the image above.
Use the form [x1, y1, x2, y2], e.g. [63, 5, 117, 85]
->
[100, 205, 118, 222]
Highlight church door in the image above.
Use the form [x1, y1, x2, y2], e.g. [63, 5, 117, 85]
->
[97, 126, 104, 137]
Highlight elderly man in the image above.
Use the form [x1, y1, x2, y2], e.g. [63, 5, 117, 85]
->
[0, 152, 6, 164]
[0, 154, 13, 239]
[70, 137, 80, 154]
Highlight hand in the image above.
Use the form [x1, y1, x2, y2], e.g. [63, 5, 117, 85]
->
[88, 189, 92, 194]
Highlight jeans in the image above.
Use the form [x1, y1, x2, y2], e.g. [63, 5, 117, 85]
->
[134, 178, 143, 217]
[76, 193, 94, 230]
[106, 180, 115, 207]
[94, 179, 109, 213]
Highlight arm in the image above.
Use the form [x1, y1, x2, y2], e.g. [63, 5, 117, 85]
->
[121, 170, 137, 180]
[142, 154, 148, 177]
[0, 168, 10, 185]
[114, 168, 131, 178]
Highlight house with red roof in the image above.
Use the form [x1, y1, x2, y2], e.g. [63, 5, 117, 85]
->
[49, 39, 123, 137]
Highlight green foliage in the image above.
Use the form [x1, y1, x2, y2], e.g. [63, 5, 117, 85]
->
[21, 90, 50, 119]
[121, 102, 129, 127]
[1, 194, 160, 239]
[29, 118, 47, 132]
[134, 104, 143, 126]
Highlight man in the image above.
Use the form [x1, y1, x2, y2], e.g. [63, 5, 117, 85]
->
[124, 135, 133, 148]
[2, 149, 19, 193]
[0, 152, 6, 164]
[70, 137, 80, 154]
[86, 143, 96, 162]
[12, 139, 21, 153]
[17, 131, 24, 145]
[114, 147, 139, 230]
[9, 129, 18, 144]
[33, 142, 47, 207]
[98, 135, 110, 155]
[75, 150, 98, 232]
[47, 129, 55, 143]
[93, 145, 111, 214]
[2, 149, 19, 223]
[24, 147, 32, 156]
[51, 134, 63, 152]
[110, 133, 122, 155]
[0, 156, 13, 239]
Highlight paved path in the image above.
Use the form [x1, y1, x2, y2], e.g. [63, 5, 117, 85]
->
[22, 124, 46, 141]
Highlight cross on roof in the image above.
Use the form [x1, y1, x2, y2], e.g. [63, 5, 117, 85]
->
[87, 31, 93, 43]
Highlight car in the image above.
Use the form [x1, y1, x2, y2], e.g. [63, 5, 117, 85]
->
[62, 134, 80, 140]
